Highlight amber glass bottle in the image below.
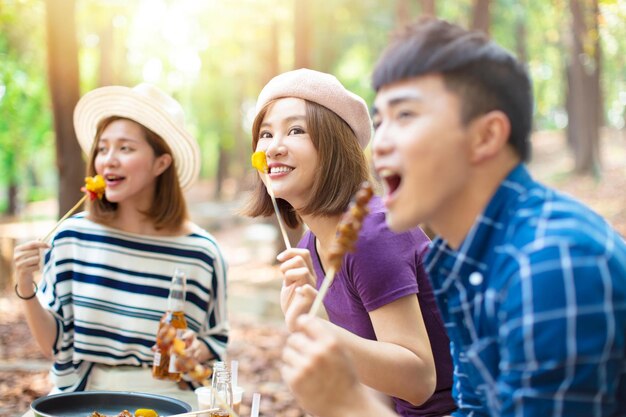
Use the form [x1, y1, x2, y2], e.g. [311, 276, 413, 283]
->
[152, 268, 187, 381]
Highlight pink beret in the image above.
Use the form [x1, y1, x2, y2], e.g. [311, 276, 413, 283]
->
[255, 68, 372, 149]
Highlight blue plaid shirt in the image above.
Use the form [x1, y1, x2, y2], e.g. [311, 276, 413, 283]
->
[425, 164, 626, 417]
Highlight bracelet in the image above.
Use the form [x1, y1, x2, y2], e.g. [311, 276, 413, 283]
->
[15, 282, 38, 300]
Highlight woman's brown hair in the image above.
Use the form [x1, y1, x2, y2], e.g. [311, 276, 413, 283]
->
[243, 99, 370, 228]
[86, 116, 188, 231]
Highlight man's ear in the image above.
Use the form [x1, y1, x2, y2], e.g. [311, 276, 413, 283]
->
[468, 110, 511, 164]
[154, 153, 173, 176]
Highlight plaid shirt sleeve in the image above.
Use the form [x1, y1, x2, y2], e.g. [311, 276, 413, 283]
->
[495, 231, 626, 417]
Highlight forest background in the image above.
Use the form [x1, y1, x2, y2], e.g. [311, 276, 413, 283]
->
[1, 0, 625, 219]
[1, 0, 625, 416]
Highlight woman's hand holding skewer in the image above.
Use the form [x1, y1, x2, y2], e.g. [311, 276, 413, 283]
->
[277, 248, 316, 311]
[13, 241, 50, 293]
[283, 285, 317, 332]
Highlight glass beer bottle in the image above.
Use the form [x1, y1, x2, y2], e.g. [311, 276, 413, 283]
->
[210, 371, 233, 417]
[152, 268, 188, 381]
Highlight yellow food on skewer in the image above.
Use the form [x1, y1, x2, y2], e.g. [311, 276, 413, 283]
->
[250, 151, 291, 249]
[42, 175, 107, 242]
[82, 174, 107, 200]
[251, 151, 268, 173]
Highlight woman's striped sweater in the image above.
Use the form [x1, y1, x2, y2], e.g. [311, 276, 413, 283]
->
[38, 214, 228, 392]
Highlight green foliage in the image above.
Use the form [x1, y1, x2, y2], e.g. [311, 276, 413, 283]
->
[600, 1, 626, 129]
[2, 0, 626, 211]
[0, 0, 55, 213]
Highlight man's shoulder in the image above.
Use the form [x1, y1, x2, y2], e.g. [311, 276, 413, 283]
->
[490, 183, 626, 284]
[504, 184, 622, 253]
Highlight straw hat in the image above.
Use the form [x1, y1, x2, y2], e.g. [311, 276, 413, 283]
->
[255, 68, 372, 149]
[73, 83, 200, 190]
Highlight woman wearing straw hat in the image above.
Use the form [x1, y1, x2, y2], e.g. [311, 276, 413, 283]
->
[13, 83, 228, 405]
[244, 69, 456, 416]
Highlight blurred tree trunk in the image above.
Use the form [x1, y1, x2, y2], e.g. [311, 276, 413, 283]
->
[7, 183, 17, 216]
[215, 147, 229, 199]
[98, 15, 115, 86]
[266, 19, 280, 81]
[396, 0, 410, 28]
[45, 0, 84, 217]
[294, 0, 311, 68]
[420, 0, 436, 16]
[566, 0, 601, 175]
[471, 0, 491, 36]
[5, 153, 18, 216]
[514, 10, 528, 63]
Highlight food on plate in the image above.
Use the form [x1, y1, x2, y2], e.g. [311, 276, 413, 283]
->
[88, 411, 132, 417]
[88, 409, 158, 417]
[134, 409, 159, 417]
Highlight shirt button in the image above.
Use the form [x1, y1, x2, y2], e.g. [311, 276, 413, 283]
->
[469, 272, 483, 286]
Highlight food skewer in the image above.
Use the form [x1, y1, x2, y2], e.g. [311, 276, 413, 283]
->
[101, 407, 221, 417]
[41, 174, 106, 243]
[308, 182, 374, 316]
[251, 151, 292, 249]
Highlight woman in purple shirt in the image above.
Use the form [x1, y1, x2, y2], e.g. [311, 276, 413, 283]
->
[244, 69, 455, 417]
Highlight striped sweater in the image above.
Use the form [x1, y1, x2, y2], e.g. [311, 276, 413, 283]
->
[38, 214, 228, 392]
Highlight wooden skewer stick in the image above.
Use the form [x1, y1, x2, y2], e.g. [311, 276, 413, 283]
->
[41, 175, 106, 243]
[261, 171, 292, 250]
[167, 408, 220, 417]
[251, 151, 291, 250]
[41, 194, 87, 243]
[309, 266, 336, 316]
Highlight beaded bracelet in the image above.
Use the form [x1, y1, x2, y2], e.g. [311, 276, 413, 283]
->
[15, 282, 38, 300]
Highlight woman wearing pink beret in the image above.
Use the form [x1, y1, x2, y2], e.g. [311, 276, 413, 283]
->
[245, 68, 456, 417]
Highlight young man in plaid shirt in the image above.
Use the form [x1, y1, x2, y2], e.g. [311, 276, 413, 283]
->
[281, 17, 626, 417]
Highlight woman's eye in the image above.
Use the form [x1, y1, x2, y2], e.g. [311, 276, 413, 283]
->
[397, 110, 416, 119]
[259, 131, 272, 139]
[288, 127, 305, 135]
[97, 146, 107, 154]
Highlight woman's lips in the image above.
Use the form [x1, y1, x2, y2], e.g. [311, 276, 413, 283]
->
[268, 165, 294, 178]
[104, 175, 125, 187]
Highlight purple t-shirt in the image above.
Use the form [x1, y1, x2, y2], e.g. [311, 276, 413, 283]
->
[299, 197, 456, 417]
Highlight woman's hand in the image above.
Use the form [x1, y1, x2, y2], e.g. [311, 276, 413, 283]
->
[281, 315, 394, 417]
[181, 329, 212, 364]
[277, 248, 316, 312]
[12, 240, 56, 357]
[284, 284, 318, 332]
[13, 240, 49, 292]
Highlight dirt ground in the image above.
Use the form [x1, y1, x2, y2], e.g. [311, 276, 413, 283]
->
[0, 130, 624, 417]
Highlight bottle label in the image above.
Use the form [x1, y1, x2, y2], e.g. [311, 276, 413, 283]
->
[168, 353, 178, 373]
[154, 351, 162, 366]
[167, 328, 186, 373]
